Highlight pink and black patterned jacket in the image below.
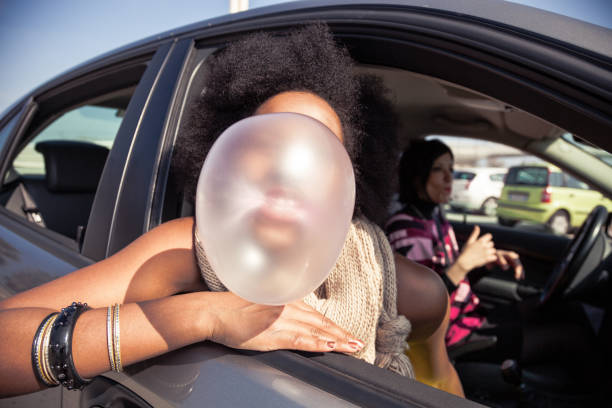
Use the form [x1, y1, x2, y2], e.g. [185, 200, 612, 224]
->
[386, 207, 484, 346]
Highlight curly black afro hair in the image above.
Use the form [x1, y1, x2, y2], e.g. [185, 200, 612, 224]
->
[172, 24, 398, 225]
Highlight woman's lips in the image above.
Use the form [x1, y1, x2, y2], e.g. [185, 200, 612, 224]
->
[257, 189, 306, 222]
[250, 189, 306, 251]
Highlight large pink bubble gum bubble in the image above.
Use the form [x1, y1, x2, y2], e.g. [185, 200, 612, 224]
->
[196, 112, 356, 305]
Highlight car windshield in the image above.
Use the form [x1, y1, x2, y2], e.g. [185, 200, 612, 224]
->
[505, 166, 549, 186]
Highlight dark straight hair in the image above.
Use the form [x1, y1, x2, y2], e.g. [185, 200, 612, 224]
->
[398, 139, 453, 205]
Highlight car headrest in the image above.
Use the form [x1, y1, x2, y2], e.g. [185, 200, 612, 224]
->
[35, 140, 110, 193]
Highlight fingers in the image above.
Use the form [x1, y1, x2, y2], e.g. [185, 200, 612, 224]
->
[494, 250, 525, 280]
[267, 302, 364, 353]
[514, 262, 525, 280]
[477, 233, 493, 244]
[485, 252, 498, 263]
[273, 319, 363, 353]
[285, 303, 355, 343]
[506, 252, 525, 280]
[496, 250, 509, 270]
[466, 225, 480, 244]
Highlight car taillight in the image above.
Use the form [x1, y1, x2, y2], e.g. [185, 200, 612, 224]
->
[541, 186, 552, 203]
[465, 180, 472, 190]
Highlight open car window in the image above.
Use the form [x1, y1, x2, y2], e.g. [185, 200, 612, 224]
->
[422, 135, 612, 237]
[12, 104, 123, 176]
[0, 69, 145, 247]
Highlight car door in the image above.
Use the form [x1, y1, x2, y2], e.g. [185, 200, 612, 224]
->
[0, 40, 190, 408]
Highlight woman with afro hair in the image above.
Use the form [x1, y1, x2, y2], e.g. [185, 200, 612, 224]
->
[0, 24, 463, 398]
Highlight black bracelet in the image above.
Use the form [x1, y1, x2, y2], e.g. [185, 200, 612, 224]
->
[441, 272, 458, 294]
[48, 302, 92, 390]
[31, 312, 58, 387]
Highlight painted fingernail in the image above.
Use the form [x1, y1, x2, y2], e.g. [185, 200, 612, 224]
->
[327, 341, 336, 349]
[349, 339, 364, 349]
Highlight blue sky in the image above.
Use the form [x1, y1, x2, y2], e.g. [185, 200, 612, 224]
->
[0, 0, 610, 114]
[0, 0, 283, 114]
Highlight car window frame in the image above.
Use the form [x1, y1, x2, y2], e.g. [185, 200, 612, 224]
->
[0, 48, 165, 264]
[88, 38, 194, 260]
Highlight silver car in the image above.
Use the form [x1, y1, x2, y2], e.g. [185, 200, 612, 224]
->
[451, 167, 507, 216]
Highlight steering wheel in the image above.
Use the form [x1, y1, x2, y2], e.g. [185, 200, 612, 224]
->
[539, 205, 608, 304]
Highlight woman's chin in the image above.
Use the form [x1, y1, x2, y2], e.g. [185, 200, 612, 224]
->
[249, 211, 304, 252]
[437, 194, 451, 204]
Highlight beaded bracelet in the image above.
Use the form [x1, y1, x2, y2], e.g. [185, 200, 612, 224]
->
[48, 302, 92, 390]
[31, 312, 59, 387]
[113, 303, 123, 372]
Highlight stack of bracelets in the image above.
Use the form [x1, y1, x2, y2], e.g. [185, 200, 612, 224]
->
[31, 302, 123, 390]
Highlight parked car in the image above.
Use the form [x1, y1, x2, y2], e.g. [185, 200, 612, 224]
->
[451, 167, 507, 216]
[1, 1, 611, 407]
[497, 164, 612, 234]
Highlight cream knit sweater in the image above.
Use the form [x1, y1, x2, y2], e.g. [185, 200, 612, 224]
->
[194, 217, 414, 377]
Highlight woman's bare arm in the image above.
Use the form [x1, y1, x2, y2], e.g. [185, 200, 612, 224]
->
[395, 254, 464, 397]
[0, 217, 362, 397]
[0, 217, 204, 312]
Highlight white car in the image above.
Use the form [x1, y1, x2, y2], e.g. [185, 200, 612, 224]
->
[451, 167, 507, 215]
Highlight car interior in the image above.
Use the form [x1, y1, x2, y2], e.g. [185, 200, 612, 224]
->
[0, 86, 138, 249]
[357, 65, 612, 406]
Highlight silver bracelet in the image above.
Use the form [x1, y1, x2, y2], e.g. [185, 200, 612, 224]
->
[106, 305, 116, 371]
[112, 303, 123, 372]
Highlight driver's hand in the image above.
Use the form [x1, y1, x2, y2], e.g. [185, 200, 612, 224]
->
[456, 225, 498, 273]
[492, 249, 524, 280]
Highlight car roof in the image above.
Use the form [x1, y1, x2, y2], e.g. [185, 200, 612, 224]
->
[102, 0, 612, 59]
[5, 0, 610, 118]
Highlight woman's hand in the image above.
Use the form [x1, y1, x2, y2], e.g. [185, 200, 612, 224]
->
[491, 249, 525, 280]
[205, 292, 363, 353]
[454, 225, 498, 275]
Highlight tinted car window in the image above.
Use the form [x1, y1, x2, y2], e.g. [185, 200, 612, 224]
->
[454, 171, 475, 180]
[490, 173, 505, 182]
[505, 167, 548, 187]
[549, 172, 563, 187]
[565, 174, 589, 189]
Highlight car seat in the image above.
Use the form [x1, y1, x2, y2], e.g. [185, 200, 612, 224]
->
[5, 140, 109, 240]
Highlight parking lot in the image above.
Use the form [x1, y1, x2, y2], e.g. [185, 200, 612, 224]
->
[445, 207, 572, 236]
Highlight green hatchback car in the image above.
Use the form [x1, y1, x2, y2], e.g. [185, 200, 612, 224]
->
[497, 164, 612, 234]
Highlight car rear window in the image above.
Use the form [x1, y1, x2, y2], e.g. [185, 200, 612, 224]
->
[505, 167, 549, 186]
[490, 173, 505, 182]
[454, 171, 475, 180]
